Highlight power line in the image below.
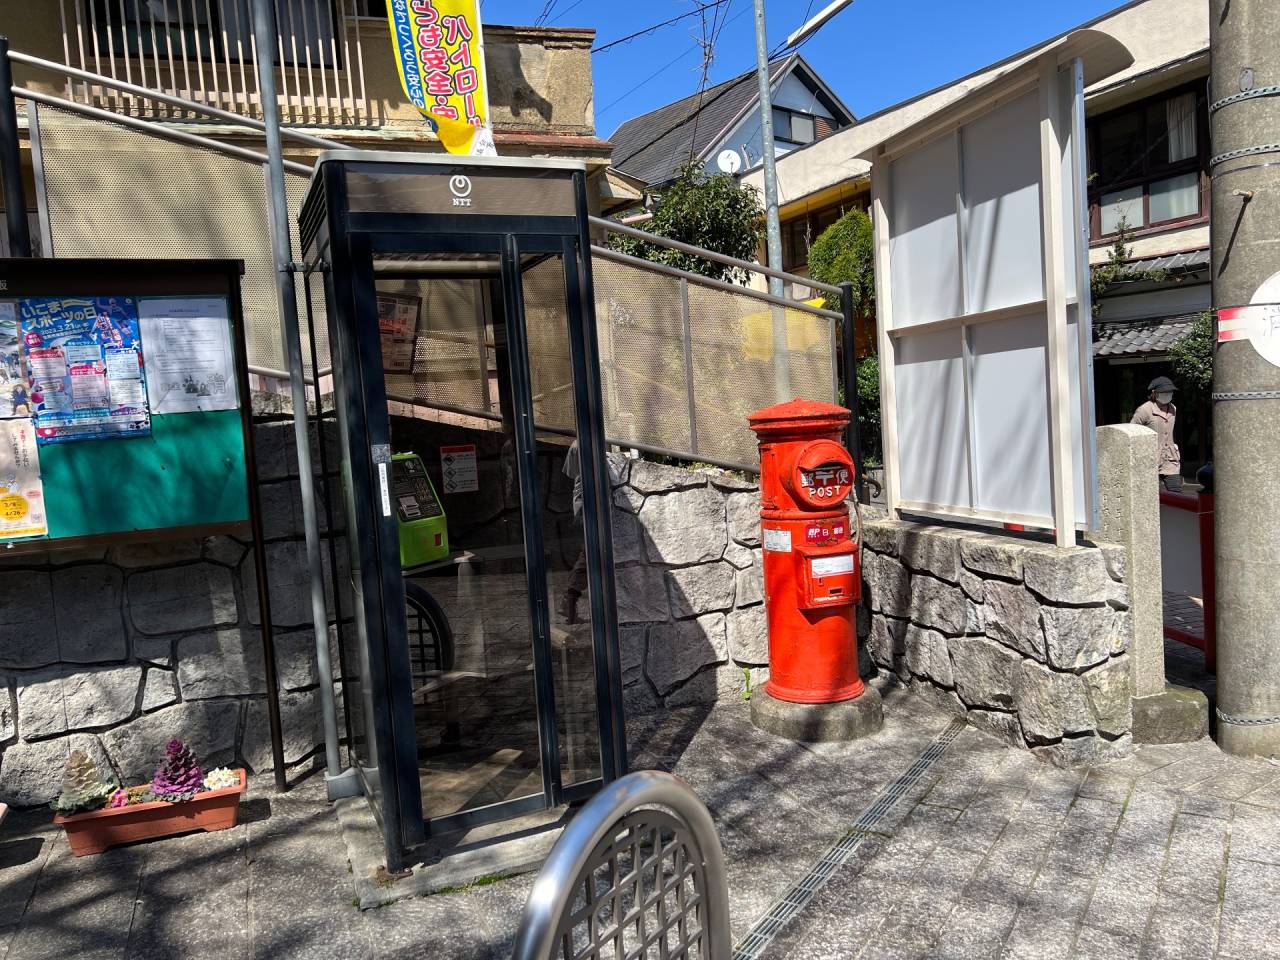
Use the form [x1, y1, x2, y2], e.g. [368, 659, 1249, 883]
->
[535, 1, 559, 27]
[546, 0, 587, 25]
[599, 45, 701, 117]
[593, 1, 730, 54]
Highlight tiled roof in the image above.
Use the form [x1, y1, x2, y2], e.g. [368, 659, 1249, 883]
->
[1096, 247, 1211, 281]
[1093, 312, 1199, 357]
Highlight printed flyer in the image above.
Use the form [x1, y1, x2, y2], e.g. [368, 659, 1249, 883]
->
[378, 294, 421, 373]
[0, 418, 47, 540]
[138, 297, 238, 414]
[19, 296, 151, 444]
[1, 301, 30, 419]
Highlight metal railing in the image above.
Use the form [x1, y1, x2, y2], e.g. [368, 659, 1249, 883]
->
[512, 770, 731, 960]
[53, 0, 374, 126]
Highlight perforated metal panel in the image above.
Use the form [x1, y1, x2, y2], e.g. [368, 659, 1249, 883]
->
[34, 104, 325, 374]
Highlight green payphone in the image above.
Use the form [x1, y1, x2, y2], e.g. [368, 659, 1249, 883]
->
[392, 452, 449, 568]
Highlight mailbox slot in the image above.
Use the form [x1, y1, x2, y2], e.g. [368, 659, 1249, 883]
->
[795, 543, 858, 611]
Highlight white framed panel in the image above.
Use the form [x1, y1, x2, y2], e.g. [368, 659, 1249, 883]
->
[962, 91, 1044, 314]
[888, 132, 962, 328]
[968, 312, 1052, 521]
[895, 328, 970, 509]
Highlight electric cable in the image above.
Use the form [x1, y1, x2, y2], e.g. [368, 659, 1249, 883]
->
[593, 1, 730, 54]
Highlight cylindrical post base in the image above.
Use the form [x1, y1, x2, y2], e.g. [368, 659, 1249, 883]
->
[750, 684, 883, 743]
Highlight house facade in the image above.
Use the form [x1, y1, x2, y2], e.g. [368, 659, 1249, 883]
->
[743, 0, 1211, 475]
[609, 53, 854, 194]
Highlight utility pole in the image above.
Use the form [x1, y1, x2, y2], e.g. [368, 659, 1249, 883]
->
[1210, 0, 1280, 757]
[752, 0, 790, 398]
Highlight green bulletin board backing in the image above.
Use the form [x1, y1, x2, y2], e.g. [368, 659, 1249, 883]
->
[39, 410, 249, 538]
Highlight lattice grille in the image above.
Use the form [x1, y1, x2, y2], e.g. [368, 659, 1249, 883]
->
[554, 809, 711, 960]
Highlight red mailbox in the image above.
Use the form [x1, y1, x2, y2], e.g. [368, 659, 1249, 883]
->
[748, 399, 862, 704]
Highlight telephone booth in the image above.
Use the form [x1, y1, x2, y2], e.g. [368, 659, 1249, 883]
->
[299, 152, 626, 872]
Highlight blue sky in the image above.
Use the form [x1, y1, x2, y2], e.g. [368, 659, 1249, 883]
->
[477, 0, 1126, 137]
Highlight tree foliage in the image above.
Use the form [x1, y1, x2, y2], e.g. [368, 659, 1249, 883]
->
[1089, 217, 1166, 319]
[608, 165, 763, 283]
[807, 208, 875, 317]
[1169, 311, 1214, 400]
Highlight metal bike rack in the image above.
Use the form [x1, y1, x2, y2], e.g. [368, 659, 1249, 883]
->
[512, 770, 731, 960]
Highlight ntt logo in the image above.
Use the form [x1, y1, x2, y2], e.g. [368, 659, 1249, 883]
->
[449, 175, 473, 206]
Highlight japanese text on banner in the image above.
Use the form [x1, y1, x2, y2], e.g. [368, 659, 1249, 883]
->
[386, 0, 495, 156]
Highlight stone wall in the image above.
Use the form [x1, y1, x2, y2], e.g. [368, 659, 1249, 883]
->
[860, 515, 1135, 765]
[609, 456, 770, 712]
[0, 417, 327, 806]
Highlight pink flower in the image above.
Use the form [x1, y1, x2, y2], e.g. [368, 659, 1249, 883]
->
[109, 789, 130, 808]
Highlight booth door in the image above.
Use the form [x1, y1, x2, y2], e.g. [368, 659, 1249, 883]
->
[355, 233, 620, 841]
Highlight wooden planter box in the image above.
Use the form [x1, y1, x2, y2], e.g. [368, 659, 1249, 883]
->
[54, 770, 246, 857]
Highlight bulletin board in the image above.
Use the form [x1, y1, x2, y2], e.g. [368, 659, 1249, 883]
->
[0, 259, 254, 547]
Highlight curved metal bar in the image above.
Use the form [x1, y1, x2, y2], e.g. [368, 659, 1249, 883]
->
[512, 770, 731, 960]
[591, 214, 844, 297]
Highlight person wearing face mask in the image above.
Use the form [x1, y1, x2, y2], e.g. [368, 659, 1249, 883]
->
[1131, 375, 1182, 492]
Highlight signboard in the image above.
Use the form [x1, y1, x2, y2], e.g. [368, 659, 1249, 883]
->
[1, 302, 27, 418]
[386, 0, 496, 156]
[440, 443, 478, 493]
[19, 296, 150, 444]
[0, 419, 46, 539]
[1218, 271, 1280, 368]
[377, 294, 420, 373]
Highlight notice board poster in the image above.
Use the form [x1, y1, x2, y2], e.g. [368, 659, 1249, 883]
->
[1, 302, 30, 419]
[377, 294, 420, 373]
[138, 297, 238, 414]
[19, 297, 150, 444]
[0, 418, 47, 539]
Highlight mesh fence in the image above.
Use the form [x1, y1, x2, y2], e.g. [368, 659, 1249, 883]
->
[593, 258, 837, 468]
[33, 103, 325, 375]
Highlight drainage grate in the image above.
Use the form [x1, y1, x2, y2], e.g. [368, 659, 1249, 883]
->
[731, 719, 967, 960]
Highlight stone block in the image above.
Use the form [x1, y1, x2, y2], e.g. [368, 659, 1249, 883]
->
[1, 682, 14, 742]
[666, 663, 752, 708]
[959, 535, 1026, 581]
[242, 541, 328, 629]
[1041, 605, 1118, 671]
[899, 526, 960, 583]
[613, 484, 645, 514]
[1110, 609, 1132, 657]
[726, 604, 767, 666]
[1082, 657, 1132, 737]
[735, 563, 763, 607]
[129, 563, 239, 635]
[258, 480, 304, 541]
[860, 518, 903, 556]
[645, 614, 727, 695]
[611, 508, 644, 565]
[274, 629, 321, 691]
[907, 678, 967, 718]
[905, 624, 953, 687]
[959, 569, 984, 602]
[726, 491, 761, 547]
[666, 562, 736, 618]
[640, 487, 727, 566]
[907, 574, 969, 636]
[722, 539, 756, 569]
[984, 580, 1045, 661]
[203, 535, 248, 567]
[627, 459, 707, 495]
[1099, 543, 1127, 582]
[867, 615, 907, 671]
[869, 553, 911, 619]
[0, 733, 113, 806]
[1032, 734, 1132, 768]
[52, 565, 126, 663]
[1015, 660, 1093, 744]
[108, 539, 202, 569]
[243, 690, 321, 771]
[949, 636, 1021, 710]
[968, 709, 1023, 746]
[101, 700, 239, 784]
[1132, 685, 1209, 744]
[1023, 549, 1111, 605]
[619, 625, 646, 686]
[615, 565, 670, 624]
[16, 665, 142, 740]
[0, 571, 55, 669]
[176, 628, 267, 700]
[253, 419, 297, 481]
[706, 470, 757, 492]
[132, 635, 172, 666]
[140, 668, 179, 712]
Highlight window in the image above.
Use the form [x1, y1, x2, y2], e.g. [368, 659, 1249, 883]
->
[1087, 84, 1207, 239]
[773, 107, 818, 146]
[780, 195, 870, 271]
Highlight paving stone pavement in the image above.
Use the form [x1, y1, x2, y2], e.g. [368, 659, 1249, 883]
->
[2, 682, 1279, 959]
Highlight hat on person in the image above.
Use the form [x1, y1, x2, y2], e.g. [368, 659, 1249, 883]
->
[1148, 376, 1176, 393]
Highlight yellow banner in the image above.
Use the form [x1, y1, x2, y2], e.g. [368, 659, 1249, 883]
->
[386, 0, 495, 155]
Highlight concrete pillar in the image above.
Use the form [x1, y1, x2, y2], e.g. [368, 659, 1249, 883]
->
[1096, 424, 1164, 697]
[1096, 425, 1208, 743]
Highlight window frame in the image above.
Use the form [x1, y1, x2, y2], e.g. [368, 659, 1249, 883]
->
[772, 106, 819, 148]
[1086, 80, 1210, 243]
